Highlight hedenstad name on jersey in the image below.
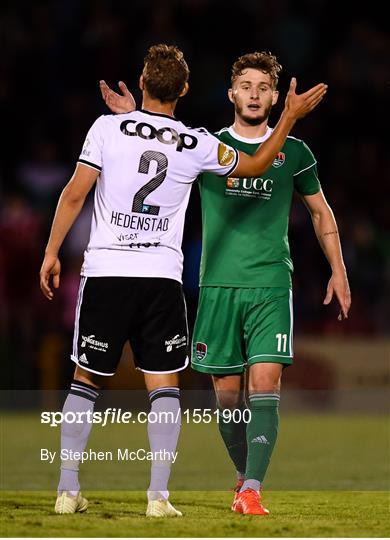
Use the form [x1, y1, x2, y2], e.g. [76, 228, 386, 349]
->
[111, 211, 169, 232]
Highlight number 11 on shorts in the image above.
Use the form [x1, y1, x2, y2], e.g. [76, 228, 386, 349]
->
[275, 333, 287, 353]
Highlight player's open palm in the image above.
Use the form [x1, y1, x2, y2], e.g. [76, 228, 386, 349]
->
[285, 78, 327, 119]
[40, 254, 61, 300]
[100, 80, 136, 114]
[323, 272, 351, 321]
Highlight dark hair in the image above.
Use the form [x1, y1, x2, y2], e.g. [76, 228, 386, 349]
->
[143, 44, 190, 103]
[231, 52, 282, 89]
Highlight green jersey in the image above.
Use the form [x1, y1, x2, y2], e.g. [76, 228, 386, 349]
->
[198, 126, 321, 288]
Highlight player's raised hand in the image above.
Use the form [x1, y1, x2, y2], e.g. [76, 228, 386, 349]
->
[284, 78, 327, 120]
[323, 271, 351, 321]
[39, 254, 61, 300]
[99, 80, 136, 114]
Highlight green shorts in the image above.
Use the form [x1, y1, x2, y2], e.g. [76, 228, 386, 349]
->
[191, 287, 293, 375]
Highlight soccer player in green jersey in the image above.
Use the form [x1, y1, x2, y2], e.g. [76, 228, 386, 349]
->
[99, 51, 347, 516]
[191, 52, 351, 515]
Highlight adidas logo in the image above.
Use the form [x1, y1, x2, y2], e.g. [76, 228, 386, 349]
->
[251, 435, 269, 445]
[79, 354, 89, 364]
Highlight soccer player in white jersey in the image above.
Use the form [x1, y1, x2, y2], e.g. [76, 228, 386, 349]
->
[40, 44, 327, 517]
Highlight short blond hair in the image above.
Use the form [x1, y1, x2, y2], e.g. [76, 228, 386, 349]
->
[143, 44, 189, 103]
[231, 52, 282, 89]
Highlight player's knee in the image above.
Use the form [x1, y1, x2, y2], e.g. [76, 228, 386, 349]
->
[248, 378, 281, 395]
[248, 373, 281, 394]
[73, 366, 103, 389]
[248, 364, 282, 394]
[216, 390, 242, 410]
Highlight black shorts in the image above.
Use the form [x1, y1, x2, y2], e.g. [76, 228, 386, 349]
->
[71, 277, 189, 376]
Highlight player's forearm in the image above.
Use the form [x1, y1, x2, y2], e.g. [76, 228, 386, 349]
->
[255, 110, 296, 172]
[311, 207, 346, 273]
[45, 188, 85, 256]
[235, 110, 296, 177]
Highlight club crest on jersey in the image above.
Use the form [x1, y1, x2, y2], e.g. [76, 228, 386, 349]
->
[273, 152, 285, 168]
[195, 342, 208, 361]
[218, 143, 235, 166]
[227, 177, 240, 188]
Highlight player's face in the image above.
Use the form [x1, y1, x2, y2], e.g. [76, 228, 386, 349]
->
[229, 69, 278, 126]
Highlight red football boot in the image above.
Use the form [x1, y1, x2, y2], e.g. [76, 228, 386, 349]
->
[231, 479, 244, 511]
[232, 488, 270, 515]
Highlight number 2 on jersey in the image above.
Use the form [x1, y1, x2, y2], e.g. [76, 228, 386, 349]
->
[132, 150, 168, 215]
[275, 333, 288, 353]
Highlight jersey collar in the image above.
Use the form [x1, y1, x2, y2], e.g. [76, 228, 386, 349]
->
[226, 125, 273, 144]
[140, 109, 178, 121]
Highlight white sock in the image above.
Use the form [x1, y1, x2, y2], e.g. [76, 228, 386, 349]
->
[147, 388, 181, 498]
[57, 380, 99, 493]
[147, 490, 169, 501]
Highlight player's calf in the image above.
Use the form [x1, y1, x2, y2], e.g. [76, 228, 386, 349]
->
[146, 386, 182, 516]
[56, 379, 100, 508]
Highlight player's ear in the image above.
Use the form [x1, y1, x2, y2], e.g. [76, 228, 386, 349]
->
[179, 82, 189, 98]
[228, 88, 234, 104]
[139, 75, 145, 91]
[272, 90, 279, 106]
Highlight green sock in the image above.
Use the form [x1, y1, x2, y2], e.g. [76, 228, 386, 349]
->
[245, 393, 280, 484]
[218, 407, 248, 476]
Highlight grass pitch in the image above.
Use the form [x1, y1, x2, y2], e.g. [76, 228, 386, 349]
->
[1, 412, 389, 536]
[2, 413, 388, 491]
[1, 490, 389, 537]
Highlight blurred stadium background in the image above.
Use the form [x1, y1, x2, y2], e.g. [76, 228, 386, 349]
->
[0, 0, 388, 443]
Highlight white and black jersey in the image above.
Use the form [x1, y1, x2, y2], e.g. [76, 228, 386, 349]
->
[78, 110, 239, 282]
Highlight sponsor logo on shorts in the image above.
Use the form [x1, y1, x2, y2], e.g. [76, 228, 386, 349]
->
[218, 143, 235, 166]
[272, 151, 285, 168]
[195, 342, 208, 360]
[165, 334, 187, 352]
[81, 334, 109, 353]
